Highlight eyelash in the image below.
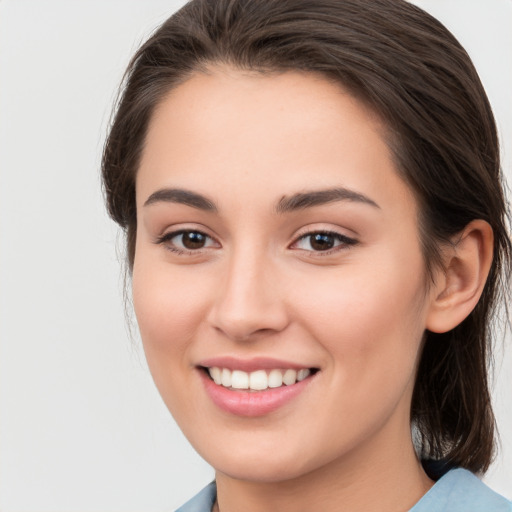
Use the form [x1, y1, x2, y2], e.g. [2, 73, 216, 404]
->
[155, 230, 218, 255]
[291, 230, 359, 255]
[155, 229, 358, 256]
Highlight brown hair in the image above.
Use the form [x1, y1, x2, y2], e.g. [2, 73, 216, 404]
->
[102, 0, 511, 473]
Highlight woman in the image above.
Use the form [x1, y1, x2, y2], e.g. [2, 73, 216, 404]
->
[102, 0, 512, 510]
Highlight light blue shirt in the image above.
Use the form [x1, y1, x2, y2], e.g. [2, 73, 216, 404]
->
[176, 468, 512, 512]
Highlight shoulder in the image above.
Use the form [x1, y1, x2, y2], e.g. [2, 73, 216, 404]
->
[175, 481, 217, 512]
[175, 472, 512, 512]
[410, 468, 512, 512]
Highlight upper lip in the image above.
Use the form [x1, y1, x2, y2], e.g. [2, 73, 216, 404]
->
[197, 356, 317, 373]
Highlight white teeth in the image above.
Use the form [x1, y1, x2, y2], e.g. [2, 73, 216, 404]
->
[268, 369, 283, 388]
[297, 368, 311, 381]
[208, 367, 313, 390]
[249, 370, 268, 390]
[283, 369, 297, 386]
[209, 367, 222, 385]
[231, 370, 249, 389]
[221, 368, 232, 387]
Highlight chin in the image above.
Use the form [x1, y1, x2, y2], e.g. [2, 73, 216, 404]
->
[215, 457, 312, 483]
[197, 439, 323, 484]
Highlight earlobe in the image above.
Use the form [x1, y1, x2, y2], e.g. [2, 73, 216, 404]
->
[426, 220, 494, 333]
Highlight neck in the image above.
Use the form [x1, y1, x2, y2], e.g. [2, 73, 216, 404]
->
[214, 418, 433, 512]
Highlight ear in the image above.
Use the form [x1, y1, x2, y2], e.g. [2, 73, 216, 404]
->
[426, 219, 494, 333]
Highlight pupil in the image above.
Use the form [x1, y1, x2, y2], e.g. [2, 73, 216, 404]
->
[182, 232, 206, 249]
[311, 233, 334, 251]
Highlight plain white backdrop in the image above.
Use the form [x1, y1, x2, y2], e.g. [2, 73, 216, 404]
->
[0, 1, 510, 510]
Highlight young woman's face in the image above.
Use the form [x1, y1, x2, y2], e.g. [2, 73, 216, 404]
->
[133, 67, 436, 482]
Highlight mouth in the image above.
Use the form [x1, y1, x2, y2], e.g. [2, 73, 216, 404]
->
[197, 360, 319, 417]
[200, 366, 318, 391]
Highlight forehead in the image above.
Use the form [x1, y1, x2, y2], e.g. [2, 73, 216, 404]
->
[143, 66, 383, 160]
[137, 66, 415, 218]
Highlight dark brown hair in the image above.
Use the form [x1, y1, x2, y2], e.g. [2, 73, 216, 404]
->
[102, 0, 511, 473]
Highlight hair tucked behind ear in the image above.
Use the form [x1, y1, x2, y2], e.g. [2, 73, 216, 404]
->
[102, 0, 512, 473]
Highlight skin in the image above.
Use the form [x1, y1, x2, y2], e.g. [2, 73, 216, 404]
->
[132, 66, 493, 512]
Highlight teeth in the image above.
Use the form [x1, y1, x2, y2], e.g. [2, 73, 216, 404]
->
[268, 369, 283, 388]
[221, 368, 232, 387]
[249, 370, 268, 390]
[231, 370, 249, 389]
[207, 367, 313, 391]
[297, 369, 311, 381]
[283, 369, 297, 385]
[210, 367, 222, 385]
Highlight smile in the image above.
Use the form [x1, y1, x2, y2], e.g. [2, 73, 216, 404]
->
[198, 360, 319, 417]
[206, 367, 312, 391]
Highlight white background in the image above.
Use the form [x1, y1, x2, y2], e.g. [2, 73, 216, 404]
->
[0, 1, 510, 510]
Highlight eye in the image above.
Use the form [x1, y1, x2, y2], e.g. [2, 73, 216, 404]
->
[292, 231, 358, 252]
[156, 230, 218, 253]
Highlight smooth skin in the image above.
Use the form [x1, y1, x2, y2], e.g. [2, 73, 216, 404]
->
[132, 66, 493, 512]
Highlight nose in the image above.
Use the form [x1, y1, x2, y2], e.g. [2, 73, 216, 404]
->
[206, 249, 289, 342]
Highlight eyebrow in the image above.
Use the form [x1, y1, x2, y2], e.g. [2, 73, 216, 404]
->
[143, 188, 218, 212]
[143, 186, 379, 213]
[275, 187, 380, 213]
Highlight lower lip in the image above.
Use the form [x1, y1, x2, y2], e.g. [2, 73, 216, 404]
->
[199, 370, 315, 417]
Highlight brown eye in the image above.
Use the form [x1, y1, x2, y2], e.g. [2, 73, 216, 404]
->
[293, 231, 358, 252]
[181, 231, 207, 249]
[309, 233, 336, 251]
[157, 229, 218, 253]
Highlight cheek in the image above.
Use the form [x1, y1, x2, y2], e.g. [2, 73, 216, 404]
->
[131, 255, 218, 423]
[293, 251, 427, 383]
[132, 254, 211, 365]
[287, 257, 428, 452]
